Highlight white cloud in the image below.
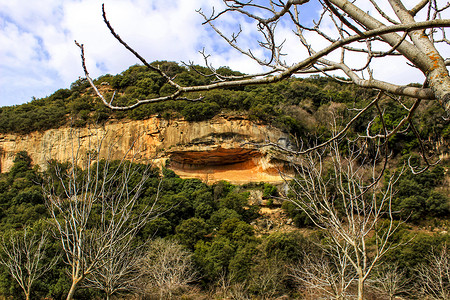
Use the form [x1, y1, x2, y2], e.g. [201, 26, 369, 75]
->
[0, 0, 448, 107]
[0, 0, 223, 106]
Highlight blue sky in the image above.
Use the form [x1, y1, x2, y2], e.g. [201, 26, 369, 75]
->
[0, 0, 446, 107]
[0, 0, 223, 106]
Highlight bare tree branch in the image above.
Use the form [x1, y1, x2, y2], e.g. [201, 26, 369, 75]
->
[282, 135, 404, 300]
[139, 238, 198, 299]
[368, 262, 411, 300]
[77, 2, 450, 111]
[410, 0, 430, 17]
[290, 246, 356, 299]
[0, 228, 59, 300]
[82, 234, 145, 300]
[416, 244, 450, 300]
[42, 129, 159, 300]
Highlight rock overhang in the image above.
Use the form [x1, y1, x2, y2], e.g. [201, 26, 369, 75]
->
[168, 147, 263, 166]
[0, 115, 294, 183]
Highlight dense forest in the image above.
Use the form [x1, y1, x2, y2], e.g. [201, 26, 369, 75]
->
[0, 62, 449, 299]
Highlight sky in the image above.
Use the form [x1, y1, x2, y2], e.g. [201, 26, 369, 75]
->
[0, 0, 448, 107]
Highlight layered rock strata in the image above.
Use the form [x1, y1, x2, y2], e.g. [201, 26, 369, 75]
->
[0, 115, 293, 184]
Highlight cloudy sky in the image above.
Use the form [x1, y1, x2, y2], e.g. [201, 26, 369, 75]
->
[0, 0, 448, 107]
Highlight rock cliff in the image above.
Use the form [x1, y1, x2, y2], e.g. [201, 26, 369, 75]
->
[0, 115, 293, 184]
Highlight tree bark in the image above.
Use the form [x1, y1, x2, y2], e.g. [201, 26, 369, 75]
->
[357, 267, 364, 300]
[66, 279, 80, 300]
[330, 0, 450, 111]
[387, 0, 450, 111]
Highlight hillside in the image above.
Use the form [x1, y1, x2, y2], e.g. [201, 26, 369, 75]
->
[1, 62, 449, 169]
[0, 62, 449, 299]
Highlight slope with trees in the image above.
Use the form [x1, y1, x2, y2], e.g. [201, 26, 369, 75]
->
[0, 149, 448, 299]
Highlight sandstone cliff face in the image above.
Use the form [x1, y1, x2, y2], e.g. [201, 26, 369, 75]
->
[0, 115, 293, 184]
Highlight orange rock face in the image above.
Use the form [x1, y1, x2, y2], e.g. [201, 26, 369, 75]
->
[0, 115, 293, 184]
[168, 147, 286, 184]
[169, 147, 262, 166]
[170, 158, 285, 184]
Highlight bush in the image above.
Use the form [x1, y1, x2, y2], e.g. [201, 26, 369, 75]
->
[393, 165, 448, 222]
[175, 218, 209, 249]
[281, 201, 314, 227]
[264, 231, 311, 263]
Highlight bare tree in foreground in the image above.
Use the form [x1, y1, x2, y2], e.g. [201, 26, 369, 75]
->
[283, 137, 402, 300]
[416, 245, 450, 300]
[139, 238, 198, 299]
[213, 271, 250, 300]
[248, 258, 286, 299]
[77, 1, 450, 111]
[368, 262, 411, 300]
[0, 227, 58, 300]
[42, 131, 158, 300]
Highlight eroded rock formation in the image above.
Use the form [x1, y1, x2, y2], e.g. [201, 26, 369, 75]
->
[0, 115, 294, 184]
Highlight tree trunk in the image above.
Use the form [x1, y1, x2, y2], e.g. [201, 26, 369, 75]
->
[387, 0, 450, 112]
[357, 267, 364, 300]
[328, 0, 450, 113]
[66, 279, 80, 300]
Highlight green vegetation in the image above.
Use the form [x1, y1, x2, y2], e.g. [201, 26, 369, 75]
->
[3, 62, 447, 146]
[0, 151, 448, 299]
[392, 163, 449, 222]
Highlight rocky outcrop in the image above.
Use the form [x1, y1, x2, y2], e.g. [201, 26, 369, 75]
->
[0, 115, 293, 184]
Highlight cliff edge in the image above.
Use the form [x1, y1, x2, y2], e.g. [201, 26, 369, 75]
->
[0, 114, 293, 184]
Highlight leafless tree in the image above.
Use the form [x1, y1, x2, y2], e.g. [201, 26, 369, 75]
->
[77, 1, 450, 110]
[290, 245, 356, 299]
[368, 262, 411, 300]
[139, 238, 198, 299]
[416, 244, 450, 300]
[81, 234, 144, 300]
[0, 227, 59, 300]
[42, 131, 159, 300]
[248, 258, 286, 299]
[212, 270, 250, 300]
[282, 135, 403, 300]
